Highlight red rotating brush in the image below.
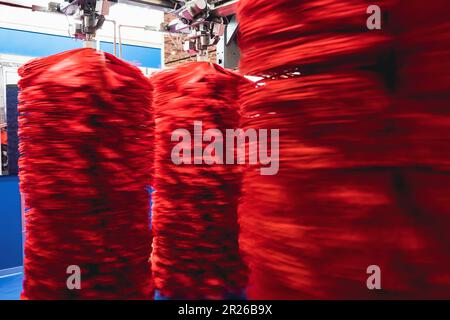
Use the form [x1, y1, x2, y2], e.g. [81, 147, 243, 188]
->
[151, 62, 248, 299]
[238, 0, 450, 299]
[239, 167, 435, 299]
[392, 1, 450, 169]
[389, 2, 450, 297]
[238, 75, 423, 299]
[18, 48, 154, 299]
[240, 73, 398, 169]
[391, 1, 450, 181]
[237, 0, 395, 76]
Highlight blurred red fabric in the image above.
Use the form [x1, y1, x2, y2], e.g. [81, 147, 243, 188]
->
[151, 62, 248, 299]
[237, 0, 450, 299]
[18, 48, 154, 299]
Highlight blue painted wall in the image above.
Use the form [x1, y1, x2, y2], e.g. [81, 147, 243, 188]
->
[0, 176, 23, 270]
[0, 27, 161, 68]
[0, 27, 83, 57]
[1, 85, 21, 271]
[100, 41, 161, 69]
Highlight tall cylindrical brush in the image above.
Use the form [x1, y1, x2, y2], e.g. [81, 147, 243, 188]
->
[18, 48, 154, 299]
[235, 0, 450, 299]
[389, 0, 450, 297]
[238, 0, 396, 77]
[151, 62, 248, 299]
[238, 73, 423, 299]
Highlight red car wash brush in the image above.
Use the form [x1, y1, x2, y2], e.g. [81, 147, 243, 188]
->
[392, 19, 450, 167]
[238, 75, 421, 299]
[387, 2, 450, 297]
[18, 48, 154, 299]
[238, 0, 450, 299]
[237, 0, 396, 76]
[392, 1, 450, 169]
[151, 62, 248, 299]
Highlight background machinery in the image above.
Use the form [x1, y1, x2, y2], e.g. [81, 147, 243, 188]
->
[2, 0, 241, 67]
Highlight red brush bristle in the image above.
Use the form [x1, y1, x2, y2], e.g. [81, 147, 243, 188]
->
[240, 73, 398, 168]
[151, 62, 248, 299]
[396, 22, 450, 98]
[237, 0, 395, 76]
[391, 5, 450, 298]
[237, 0, 450, 299]
[392, 0, 448, 32]
[239, 168, 439, 299]
[238, 75, 417, 299]
[18, 48, 154, 299]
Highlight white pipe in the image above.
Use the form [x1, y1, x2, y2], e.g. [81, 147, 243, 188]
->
[83, 40, 97, 48]
[105, 19, 117, 56]
[118, 24, 159, 59]
[118, 24, 146, 59]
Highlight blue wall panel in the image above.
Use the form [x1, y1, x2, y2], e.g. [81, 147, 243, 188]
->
[100, 41, 161, 69]
[0, 28, 161, 69]
[0, 27, 83, 57]
[0, 176, 23, 270]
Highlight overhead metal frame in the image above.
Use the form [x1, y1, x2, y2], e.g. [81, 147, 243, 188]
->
[117, 0, 175, 11]
[216, 13, 239, 69]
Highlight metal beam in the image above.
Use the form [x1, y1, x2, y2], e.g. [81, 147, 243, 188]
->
[216, 15, 239, 69]
[211, 0, 238, 17]
[117, 0, 239, 15]
[118, 0, 175, 11]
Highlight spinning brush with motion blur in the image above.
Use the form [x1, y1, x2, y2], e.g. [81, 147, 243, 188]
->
[151, 62, 248, 300]
[237, 0, 450, 299]
[18, 48, 154, 300]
